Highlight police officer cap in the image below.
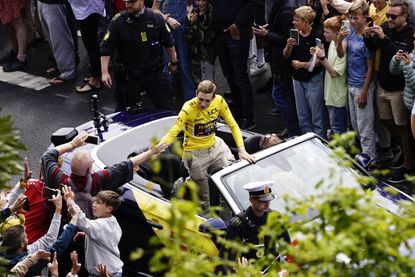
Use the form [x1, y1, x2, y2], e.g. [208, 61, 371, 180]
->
[243, 181, 275, 202]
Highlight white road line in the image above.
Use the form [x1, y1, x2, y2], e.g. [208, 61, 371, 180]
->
[0, 66, 50, 91]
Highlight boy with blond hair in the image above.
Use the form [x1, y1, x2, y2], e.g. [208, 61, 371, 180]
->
[63, 186, 123, 277]
[337, 0, 377, 163]
[283, 6, 326, 139]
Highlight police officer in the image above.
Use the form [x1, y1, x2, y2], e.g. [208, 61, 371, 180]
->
[101, 0, 178, 111]
[219, 181, 290, 268]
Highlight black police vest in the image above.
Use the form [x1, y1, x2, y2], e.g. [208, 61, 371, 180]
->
[119, 10, 163, 70]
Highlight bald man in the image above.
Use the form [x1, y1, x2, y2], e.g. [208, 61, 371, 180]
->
[41, 132, 167, 218]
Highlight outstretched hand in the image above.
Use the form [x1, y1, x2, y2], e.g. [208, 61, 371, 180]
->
[95, 263, 110, 277]
[70, 251, 82, 275]
[48, 190, 62, 212]
[62, 185, 75, 203]
[151, 142, 169, 156]
[238, 148, 256, 164]
[9, 194, 28, 214]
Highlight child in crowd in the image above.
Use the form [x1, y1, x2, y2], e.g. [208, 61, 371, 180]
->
[283, 6, 326, 139]
[390, 35, 415, 139]
[62, 185, 123, 277]
[311, 15, 348, 134]
[336, 0, 377, 163]
[186, 0, 215, 84]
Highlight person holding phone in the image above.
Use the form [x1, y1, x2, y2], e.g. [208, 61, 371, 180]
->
[390, 35, 415, 151]
[251, 0, 303, 138]
[311, 15, 348, 135]
[283, 6, 326, 139]
[41, 131, 168, 218]
[363, 0, 414, 182]
[337, 0, 377, 166]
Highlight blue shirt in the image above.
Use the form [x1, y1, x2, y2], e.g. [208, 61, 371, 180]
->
[346, 28, 373, 87]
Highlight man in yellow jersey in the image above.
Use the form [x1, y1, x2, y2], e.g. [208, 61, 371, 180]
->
[159, 80, 256, 212]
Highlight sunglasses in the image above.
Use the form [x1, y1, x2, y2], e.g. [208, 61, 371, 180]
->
[386, 13, 401, 20]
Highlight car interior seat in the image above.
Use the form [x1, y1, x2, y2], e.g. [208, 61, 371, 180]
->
[243, 135, 264, 154]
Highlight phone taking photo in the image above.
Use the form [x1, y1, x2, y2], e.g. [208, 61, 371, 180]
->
[316, 38, 322, 48]
[290, 29, 299, 45]
[85, 135, 99, 145]
[341, 20, 351, 32]
[365, 16, 373, 27]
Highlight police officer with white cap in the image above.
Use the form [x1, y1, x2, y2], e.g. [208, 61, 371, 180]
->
[218, 180, 290, 270]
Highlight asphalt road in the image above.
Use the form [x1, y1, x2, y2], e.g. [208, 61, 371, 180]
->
[0, 24, 283, 187]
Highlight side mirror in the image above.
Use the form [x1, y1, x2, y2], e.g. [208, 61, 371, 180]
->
[199, 217, 227, 233]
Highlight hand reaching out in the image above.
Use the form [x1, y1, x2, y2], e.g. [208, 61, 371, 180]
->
[62, 185, 75, 203]
[70, 251, 82, 275]
[95, 263, 110, 277]
[9, 194, 28, 214]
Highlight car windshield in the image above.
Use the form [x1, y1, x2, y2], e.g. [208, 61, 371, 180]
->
[222, 138, 362, 217]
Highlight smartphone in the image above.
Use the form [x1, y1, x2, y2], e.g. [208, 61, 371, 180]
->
[365, 16, 373, 27]
[252, 23, 261, 29]
[85, 135, 99, 145]
[23, 198, 30, 211]
[316, 38, 322, 48]
[290, 29, 299, 45]
[341, 20, 351, 32]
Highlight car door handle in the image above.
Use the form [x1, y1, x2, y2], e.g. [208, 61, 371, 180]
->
[146, 219, 163, 230]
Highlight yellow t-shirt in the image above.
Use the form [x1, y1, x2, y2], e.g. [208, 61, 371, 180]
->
[161, 95, 244, 151]
[369, 3, 389, 71]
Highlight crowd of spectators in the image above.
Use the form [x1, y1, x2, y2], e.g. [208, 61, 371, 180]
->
[2, 0, 415, 274]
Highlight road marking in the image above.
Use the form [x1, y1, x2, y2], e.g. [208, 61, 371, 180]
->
[0, 66, 50, 91]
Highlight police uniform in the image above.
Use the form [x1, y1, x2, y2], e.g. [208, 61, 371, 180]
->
[101, 8, 174, 111]
[220, 181, 290, 263]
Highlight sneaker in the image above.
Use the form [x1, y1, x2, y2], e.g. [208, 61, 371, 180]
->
[239, 118, 256, 130]
[386, 167, 412, 184]
[390, 153, 403, 170]
[250, 63, 267, 76]
[267, 107, 280, 116]
[0, 50, 17, 64]
[3, 59, 27, 72]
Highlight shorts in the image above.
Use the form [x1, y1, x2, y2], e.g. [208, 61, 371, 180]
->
[376, 84, 408, 126]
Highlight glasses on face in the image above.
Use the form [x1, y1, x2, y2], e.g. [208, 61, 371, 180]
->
[386, 13, 401, 20]
[264, 133, 277, 139]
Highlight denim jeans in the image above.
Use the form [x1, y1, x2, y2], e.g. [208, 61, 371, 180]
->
[348, 82, 377, 160]
[272, 74, 301, 137]
[163, 24, 195, 100]
[292, 73, 327, 139]
[160, 0, 187, 24]
[328, 106, 348, 134]
[215, 31, 254, 121]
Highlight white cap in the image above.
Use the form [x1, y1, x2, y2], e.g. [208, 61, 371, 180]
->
[243, 180, 275, 202]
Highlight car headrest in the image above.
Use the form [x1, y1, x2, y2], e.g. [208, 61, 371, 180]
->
[244, 135, 264, 154]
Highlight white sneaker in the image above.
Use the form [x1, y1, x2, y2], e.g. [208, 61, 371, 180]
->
[250, 62, 267, 76]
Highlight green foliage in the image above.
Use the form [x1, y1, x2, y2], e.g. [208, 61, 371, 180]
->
[0, 115, 26, 187]
[146, 132, 415, 276]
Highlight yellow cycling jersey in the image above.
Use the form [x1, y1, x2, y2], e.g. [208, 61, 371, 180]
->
[161, 95, 244, 151]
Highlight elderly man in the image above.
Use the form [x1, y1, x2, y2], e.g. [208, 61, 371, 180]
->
[41, 132, 167, 218]
[219, 181, 290, 271]
[158, 80, 255, 212]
